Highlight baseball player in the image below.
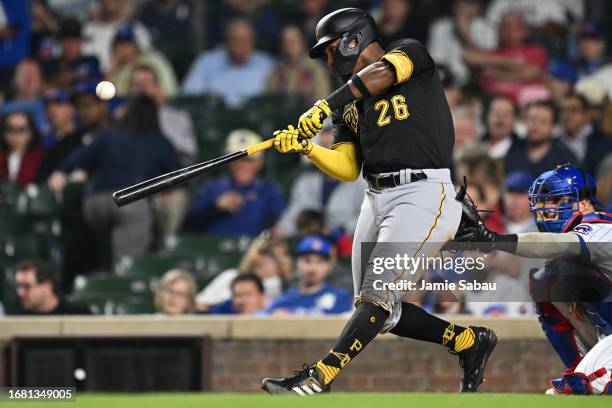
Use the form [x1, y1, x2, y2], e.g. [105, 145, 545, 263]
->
[262, 8, 497, 395]
[454, 164, 611, 394]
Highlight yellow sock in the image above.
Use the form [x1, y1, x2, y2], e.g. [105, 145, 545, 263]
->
[315, 360, 341, 385]
[453, 327, 476, 352]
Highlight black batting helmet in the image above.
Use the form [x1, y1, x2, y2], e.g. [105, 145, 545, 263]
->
[309, 8, 379, 79]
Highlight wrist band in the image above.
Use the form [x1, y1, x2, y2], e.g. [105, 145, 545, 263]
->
[325, 82, 356, 111]
[350, 74, 372, 99]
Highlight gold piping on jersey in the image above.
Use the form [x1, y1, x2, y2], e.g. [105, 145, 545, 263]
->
[381, 50, 414, 85]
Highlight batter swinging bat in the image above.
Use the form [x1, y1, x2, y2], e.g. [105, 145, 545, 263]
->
[112, 138, 274, 207]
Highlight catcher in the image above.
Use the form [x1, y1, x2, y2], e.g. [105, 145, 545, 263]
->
[453, 164, 612, 394]
[262, 8, 497, 395]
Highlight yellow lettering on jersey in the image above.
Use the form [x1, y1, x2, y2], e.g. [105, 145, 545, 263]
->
[343, 102, 359, 134]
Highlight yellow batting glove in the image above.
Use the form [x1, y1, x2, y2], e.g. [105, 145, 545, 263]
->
[273, 125, 313, 155]
[298, 99, 331, 138]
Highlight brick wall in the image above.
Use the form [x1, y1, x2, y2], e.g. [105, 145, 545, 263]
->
[211, 339, 565, 393]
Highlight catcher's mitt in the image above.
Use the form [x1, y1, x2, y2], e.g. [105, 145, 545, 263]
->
[444, 177, 499, 252]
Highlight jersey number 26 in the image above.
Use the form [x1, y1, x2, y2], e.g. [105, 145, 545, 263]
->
[374, 95, 409, 127]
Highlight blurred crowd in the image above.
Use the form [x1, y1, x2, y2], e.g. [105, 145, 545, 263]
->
[0, 0, 611, 318]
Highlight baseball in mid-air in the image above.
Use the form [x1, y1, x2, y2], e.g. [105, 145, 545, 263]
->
[96, 81, 116, 100]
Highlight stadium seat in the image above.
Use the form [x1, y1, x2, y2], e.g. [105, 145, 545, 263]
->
[21, 185, 60, 218]
[115, 254, 195, 279]
[113, 298, 156, 315]
[165, 234, 252, 256]
[70, 274, 152, 303]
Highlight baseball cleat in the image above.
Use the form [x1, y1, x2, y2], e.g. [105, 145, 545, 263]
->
[262, 363, 330, 395]
[453, 326, 497, 392]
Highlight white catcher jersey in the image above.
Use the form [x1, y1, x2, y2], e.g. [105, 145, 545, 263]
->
[570, 215, 612, 279]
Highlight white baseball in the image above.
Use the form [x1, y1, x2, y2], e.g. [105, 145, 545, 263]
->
[96, 81, 116, 100]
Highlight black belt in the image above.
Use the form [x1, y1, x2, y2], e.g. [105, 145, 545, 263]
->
[365, 171, 427, 190]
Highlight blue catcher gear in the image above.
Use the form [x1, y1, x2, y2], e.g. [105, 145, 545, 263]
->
[528, 164, 598, 233]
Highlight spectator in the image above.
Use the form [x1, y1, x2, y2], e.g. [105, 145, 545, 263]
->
[208, 273, 268, 315]
[374, 0, 429, 45]
[428, 0, 497, 86]
[0, 0, 31, 93]
[1, 59, 49, 136]
[185, 129, 285, 237]
[468, 11, 549, 103]
[483, 96, 519, 160]
[438, 65, 462, 109]
[545, 60, 578, 107]
[486, 0, 584, 29]
[82, 0, 152, 70]
[0, 111, 44, 187]
[136, 0, 205, 79]
[452, 105, 480, 152]
[196, 234, 292, 310]
[266, 24, 331, 104]
[40, 88, 76, 148]
[206, 0, 281, 52]
[108, 25, 178, 97]
[596, 154, 612, 211]
[129, 64, 196, 164]
[38, 82, 110, 182]
[275, 119, 366, 237]
[502, 171, 537, 234]
[13, 260, 91, 315]
[505, 101, 577, 176]
[291, 0, 330, 47]
[155, 269, 197, 315]
[266, 235, 352, 315]
[181, 19, 274, 107]
[575, 24, 609, 78]
[30, 0, 60, 54]
[49, 95, 181, 269]
[559, 93, 612, 175]
[44, 18, 102, 89]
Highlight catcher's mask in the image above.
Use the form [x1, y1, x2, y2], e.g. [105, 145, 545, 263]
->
[309, 8, 379, 80]
[528, 164, 599, 233]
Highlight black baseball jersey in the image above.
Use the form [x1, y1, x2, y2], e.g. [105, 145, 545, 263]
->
[332, 39, 454, 174]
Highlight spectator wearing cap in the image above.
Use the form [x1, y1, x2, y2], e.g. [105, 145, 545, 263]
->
[49, 95, 181, 269]
[12, 260, 91, 315]
[545, 60, 578, 107]
[502, 171, 537, 234]
[559, 93, 612, 176]
[40, 89, 76, 148]
[108, 25, 177, 98]
[82, 0, 152, 71]
[275, 118, 366, 237]
[1, 59, 49, 136]
[428, 0, 497, 87]
[44, 18, 102, 89]
[505, 100, 577, 177]
[0, 0, 31, 92]
[184, 129, 285, 237]
[266, 24, 331, 105]
[483, 96, 519, 160]
[38, 84, 110, 182]
[0, 110, 44, 187]
[207, 273, 268, 315]
[181, 19, 273, 107]
[575, 24, 609, 78]
[266, 235, 352, 316]
[466, 11, 549, 103]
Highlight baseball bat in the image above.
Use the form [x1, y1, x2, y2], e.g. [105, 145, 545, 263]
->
[112, 138, 274, 207]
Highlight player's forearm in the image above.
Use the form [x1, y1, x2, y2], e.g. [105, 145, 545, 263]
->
[306, 143, 361, 182]
[514, 232, 581, 258]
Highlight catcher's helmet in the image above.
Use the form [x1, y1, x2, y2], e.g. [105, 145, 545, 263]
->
[528, 164, 598, 233]
[309, 8, 379, 79]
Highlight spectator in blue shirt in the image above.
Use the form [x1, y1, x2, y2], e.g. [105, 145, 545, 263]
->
[0, 0, 31, 91]
[181, 19, 273, 107]
[208, 273, 268, 315]
[185, 129, 285, 237]
[266, 236, 352, 316]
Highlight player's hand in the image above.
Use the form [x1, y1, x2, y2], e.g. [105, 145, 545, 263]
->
[273, 125, 312, 155]
[298, 99, 331, 138]
[216, 191, 244, 213]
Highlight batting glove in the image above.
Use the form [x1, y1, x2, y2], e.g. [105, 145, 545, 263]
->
[298, 99, 332, 138]
[273, 125, 313, 155]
